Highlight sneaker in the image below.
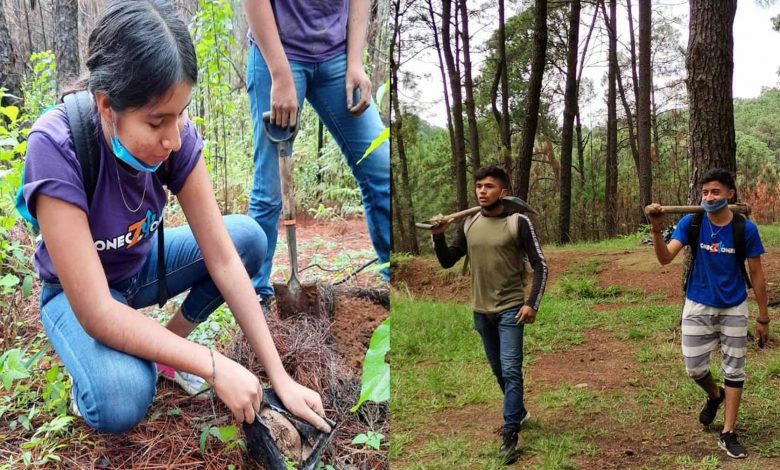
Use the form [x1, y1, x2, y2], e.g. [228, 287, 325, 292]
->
[69, 386, 82, 418]
[157, 363, 212, 399]
[498, 429, 520, 465]
[699, 387, 724, 425]
[719, 431, 747, 459]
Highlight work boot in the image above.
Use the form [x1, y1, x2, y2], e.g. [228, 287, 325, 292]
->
[699, 387, 724, 426]
[498, 428, 520, 465]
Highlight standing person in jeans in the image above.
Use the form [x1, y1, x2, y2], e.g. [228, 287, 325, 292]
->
[19, 0, 330, 436]
[646, 168, 769, 459]
[430, 165, 548, 464]
[242, 0, 390, 301]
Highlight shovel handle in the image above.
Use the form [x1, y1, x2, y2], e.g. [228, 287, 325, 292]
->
[644, 203, 751, 216]
[262, 111, 298, 143]
[416, 206, 482, 230]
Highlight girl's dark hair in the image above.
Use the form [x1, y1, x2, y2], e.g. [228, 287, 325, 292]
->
[699, 168, 736, 190]
[474, 165, 509, 189]
[83, 0, 197, 111]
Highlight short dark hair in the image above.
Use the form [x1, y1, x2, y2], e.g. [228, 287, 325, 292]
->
[83, 0, 198, 112]
[699, 168, 736, 191]
[474, 165, 509, 188]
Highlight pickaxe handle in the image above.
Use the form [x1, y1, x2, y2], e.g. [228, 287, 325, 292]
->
[644, 203, 751, 216]
[415, 206, 482, 230]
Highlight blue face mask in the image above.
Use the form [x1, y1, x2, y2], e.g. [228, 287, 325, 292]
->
[701, 198, 728, 213]
[111, 123, 161, 173]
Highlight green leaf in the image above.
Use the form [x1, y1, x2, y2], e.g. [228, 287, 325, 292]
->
[22, 276, 32, 298]
[351, 319, 390, 412]
[215, 425, 237, 442]
[376, 79, 390, 108]
[199, 425, 211, 454]
[351, 433, 369, 445]
[0, 105, 19, 122]
[357, 127, 389, 165]
[0, 273, 20, 289]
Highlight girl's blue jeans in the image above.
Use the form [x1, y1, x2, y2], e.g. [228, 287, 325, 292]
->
[40, 214, 266, 433]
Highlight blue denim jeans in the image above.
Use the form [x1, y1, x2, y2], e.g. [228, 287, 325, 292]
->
[39, 215, 266, 433]
[474, 307, 527, 433]
[246, 45, 390, 296]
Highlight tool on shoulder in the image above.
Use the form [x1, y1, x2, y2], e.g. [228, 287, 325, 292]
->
[415, 196, 538, 230]
[644, 203, 751, 216]
[263, 111, 302, 303]
[243, 388, 336, 470]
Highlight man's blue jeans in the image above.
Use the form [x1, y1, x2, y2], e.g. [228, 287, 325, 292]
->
[474, 307, 527, 433]
[246, 45, 390, 296]
[39, 215, 266, 434]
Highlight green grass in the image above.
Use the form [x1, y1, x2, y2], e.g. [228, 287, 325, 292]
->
[758, 223, 780, 248]
[393, 228, 780, 468]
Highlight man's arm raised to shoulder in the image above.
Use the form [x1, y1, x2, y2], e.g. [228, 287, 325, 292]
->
[646, 202, 684, 265]
[431, 216, 467, 269]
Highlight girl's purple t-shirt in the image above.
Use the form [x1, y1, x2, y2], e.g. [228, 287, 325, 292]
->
[249, 0, 349, 63]
[22, 105, 202, 285]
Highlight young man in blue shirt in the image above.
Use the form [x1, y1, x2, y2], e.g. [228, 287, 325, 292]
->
[646, 168, 770, 459]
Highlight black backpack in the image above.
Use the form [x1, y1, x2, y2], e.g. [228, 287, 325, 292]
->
[682, 211, 751, 291]
[19, 91, 171, 307]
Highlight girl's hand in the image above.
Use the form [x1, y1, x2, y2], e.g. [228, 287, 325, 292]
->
[210, 351, 264, 424]
[275, 377, 332, 432]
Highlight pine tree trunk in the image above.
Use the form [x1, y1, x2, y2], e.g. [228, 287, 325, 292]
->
[559, 0, 580, 244]
[55, 0, 80, 92]
[687, 0, 737, 203]
[441, 0, 468, 210]
[515, 0, 547, 200]
[637, 0, 653, 214]
[459, 0, 480, 174]
[605, 0, 618, 238]
[427, 0, 457, 164]
[390, 54, 419, 253]
[0, 0, 21, 103]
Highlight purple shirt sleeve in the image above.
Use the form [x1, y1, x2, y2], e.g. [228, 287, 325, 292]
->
[22, 107, 89, 218]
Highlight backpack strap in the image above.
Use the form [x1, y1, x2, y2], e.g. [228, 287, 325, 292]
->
[154, 160, 172, 308]
[63, 91, 98, 205]
[463, 212, 480, 237]
[732, 213, 752, 289]
[683, 212, 703, 291]
[507, 212, 520, 244]
[63, 91, 170, 307]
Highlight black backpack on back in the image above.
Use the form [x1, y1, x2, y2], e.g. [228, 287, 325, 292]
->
[60, 91, 170, 307]
[682, 211, 751, 292]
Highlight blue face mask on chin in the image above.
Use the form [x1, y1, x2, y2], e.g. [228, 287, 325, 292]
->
[701, 198, 728, 213]
[111, 124, 161, 173]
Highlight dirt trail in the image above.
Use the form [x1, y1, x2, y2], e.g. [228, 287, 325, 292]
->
[394, 248, 780, 469]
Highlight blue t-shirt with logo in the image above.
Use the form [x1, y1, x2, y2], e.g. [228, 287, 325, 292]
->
[672, 214, 765, 308]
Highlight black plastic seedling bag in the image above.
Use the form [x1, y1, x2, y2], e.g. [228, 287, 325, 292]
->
[243, 388, 336, 470]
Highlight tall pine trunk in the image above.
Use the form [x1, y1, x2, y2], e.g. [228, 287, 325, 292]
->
[514, 0, 547, 200]
[459, 0, 480, 173]
[55, 0, 80, 92]
[0, 0, 21, 103]
[442, 0, 468, 210]
[559, 0, 580, 244]
[637, 0, 653, 214]
[687, 0, 737, 203]
[390, 0, 418, 254]
[605, 0, 618, 238]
